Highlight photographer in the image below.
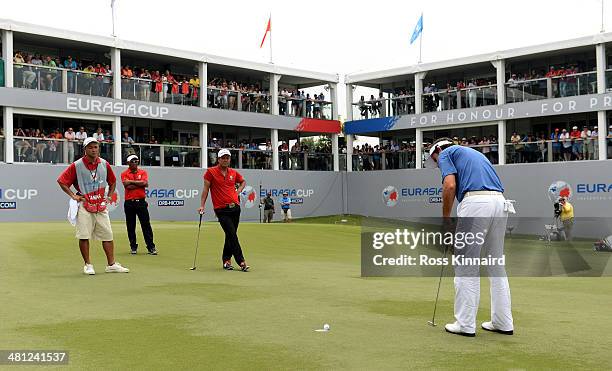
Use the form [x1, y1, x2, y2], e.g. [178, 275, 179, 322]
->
[558, 197, 574, 241]
[261, 192, 275, 223]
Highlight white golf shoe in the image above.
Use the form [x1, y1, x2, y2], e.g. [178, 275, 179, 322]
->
[83, 264, 95, 275]
[105, 262, 130, 273]
[481, 321, 513, 335]
[444, 321, 475, 337]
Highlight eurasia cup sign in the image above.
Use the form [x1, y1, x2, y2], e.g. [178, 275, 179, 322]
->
[382, 186, 398, 207]
[240, 186, 257, 208]
[548, 180, 572, 203]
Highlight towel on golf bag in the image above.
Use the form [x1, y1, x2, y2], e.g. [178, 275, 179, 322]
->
[67, 199, 79, 226]
[504, 199, 516, 214]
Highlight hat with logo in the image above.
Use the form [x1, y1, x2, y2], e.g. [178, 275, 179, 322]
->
[218, 148, 231, 157]
[82, 137, 99, 148]
[126, 154, 139, 162]
[424, 139, 454, 169]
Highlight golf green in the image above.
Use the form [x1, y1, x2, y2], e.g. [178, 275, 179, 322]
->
[1, 217, 611, 370]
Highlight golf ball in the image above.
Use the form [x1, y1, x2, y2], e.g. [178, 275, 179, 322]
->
[323, 324, 330, 330]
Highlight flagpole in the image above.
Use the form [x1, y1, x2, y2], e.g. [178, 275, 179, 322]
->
[601, 0, 605, 33]
[111, 0, 116, 37]
[418, 27, 422, 64]
[418, 13, 423, 64]
[269, 13, 273, 64]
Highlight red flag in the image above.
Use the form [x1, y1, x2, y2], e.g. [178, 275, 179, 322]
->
[259, 16, 271, 48]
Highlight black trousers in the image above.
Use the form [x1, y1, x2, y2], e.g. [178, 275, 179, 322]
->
[214, 205, 245, 264]
[124, 199, 155, 251]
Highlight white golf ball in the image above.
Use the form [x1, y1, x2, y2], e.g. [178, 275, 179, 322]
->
[323, 324, 330, 330]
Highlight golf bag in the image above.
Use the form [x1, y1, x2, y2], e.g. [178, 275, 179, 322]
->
[593, 235, 612, 252]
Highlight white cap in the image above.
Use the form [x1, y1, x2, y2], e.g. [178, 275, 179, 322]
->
[82, 137, 99, 148]
[572, 126, 578, 130]
[218, 148, 231, 158]
[424, 140, 453, 169]
[126, 154, 139, 162]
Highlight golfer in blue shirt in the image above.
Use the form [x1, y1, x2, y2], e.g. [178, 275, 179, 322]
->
[426, 138, 515, 337]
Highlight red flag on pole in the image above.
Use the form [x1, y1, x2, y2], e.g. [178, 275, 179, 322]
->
[260, 16, 271, 48]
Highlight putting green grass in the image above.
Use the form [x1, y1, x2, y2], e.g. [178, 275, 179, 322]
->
[1, 218, 612, 370]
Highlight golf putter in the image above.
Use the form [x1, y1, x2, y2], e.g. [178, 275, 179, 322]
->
[189, 212, 204, 270]
[428, 244, 449, 327]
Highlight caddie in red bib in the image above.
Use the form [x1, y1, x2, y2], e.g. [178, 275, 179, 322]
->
[58, 137, 129, 275]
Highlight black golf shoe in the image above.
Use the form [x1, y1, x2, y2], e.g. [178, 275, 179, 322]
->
[239, 262, 250, 272]
[223, 261, 234, 270]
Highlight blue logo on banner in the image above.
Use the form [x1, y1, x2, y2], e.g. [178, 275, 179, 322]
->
[0, 202, 17, 209]
[158, 200, 185, 207]
[344, 116, 399, 134]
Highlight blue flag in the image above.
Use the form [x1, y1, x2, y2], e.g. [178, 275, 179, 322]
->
[410, 14, 423, 45]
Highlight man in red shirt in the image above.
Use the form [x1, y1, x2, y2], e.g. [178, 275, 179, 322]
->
[198, 149, 250, 271]
[57, 137, 129, 275]
[569, 125, 582, 160]
[121, 154, 157, 255]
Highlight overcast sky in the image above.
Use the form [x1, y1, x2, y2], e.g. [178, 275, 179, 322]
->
[2, 0, 611, 121]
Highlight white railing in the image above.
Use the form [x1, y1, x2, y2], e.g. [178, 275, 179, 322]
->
[122, 142, 201, 167]
[121, 77, 199, 106]
[13, 63, 113, 97]
[208, 87, 271, 114]
[12, 136, 114, 164]
[278, 96, 333, 119]
[207, 148, 273, 169]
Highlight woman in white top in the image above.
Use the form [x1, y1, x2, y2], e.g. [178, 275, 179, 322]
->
[93, 128, 105, 142]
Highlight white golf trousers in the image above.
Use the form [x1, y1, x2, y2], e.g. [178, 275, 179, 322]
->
[454, 194, 514, 333]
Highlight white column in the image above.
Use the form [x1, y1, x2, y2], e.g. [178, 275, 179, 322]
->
[490, 60, 508, 165]
[596, 43, 607, 160]
[497, 120, 506, 165]
[270, 73, 281, 115]
[492, 59, 506, 104]
[329, 82, 339, 120]
[110, 47, 121, 99]
[2, 30, 14, 87]
[596, 44, 606, 94]
[346, 134, 353, 172]
[271, 128, 279, 170]
[199, 62, 207, 108]
[332, 133, 339, 171]
[113, 116, 122, 165]
[345, 83, 354, 121]
[200, 122, 208, 168]
[415, 128, 423, 169]
[3, 106, 13, 163]
[415, 72, 427, 114]
[597, 111, 607, 160]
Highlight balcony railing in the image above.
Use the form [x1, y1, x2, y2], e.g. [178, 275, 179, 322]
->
[207, 148, 272, 169]
[208, 88, 271, 114]
[278, 97, 333, 119]
[506, 71, 598, 103]
[423, 84, 498, 113]
[13, 63, 113, 97]
[352, 150, 417, 171]
[13, 136, 114, 164]
[550, 71, 597, 98]
[123, 143, 200, 167]
[352, 94, 416, 119]
[278, 151, 333, 171]
[505, 77, 548, 103]
[121, 77, 199, 106]
[505, 137, 606, 164]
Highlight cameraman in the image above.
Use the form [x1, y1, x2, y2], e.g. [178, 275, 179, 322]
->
[558, 197, 574, 241]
